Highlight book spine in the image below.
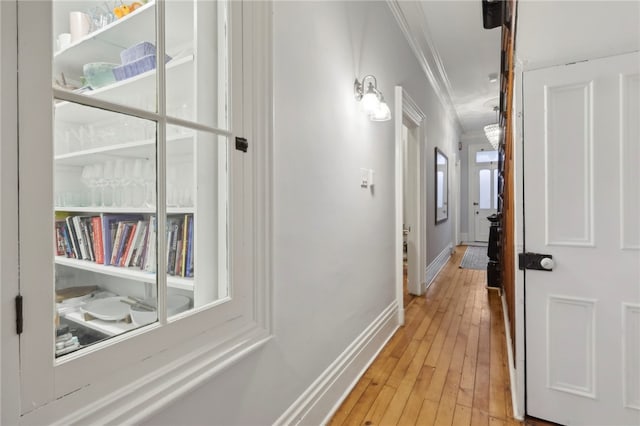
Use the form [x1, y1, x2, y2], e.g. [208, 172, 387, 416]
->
[61, 223, 74, 258]
[115, 223, 133, 266]
[144, 216, 157, 273]
[180, 214, 189, 277]
[92, 216, 104, 264]
[120, 223, 138, 267]
[65, 216, 80, 259]
[55, 222, 66, 256]
[82, 218, 95, 262]
[174, 227, 183, 277]
[134, 222, 149, 269]
[166, 220, 179, 275]
[110, 222, 125, 265]
[186, 215, 194, 278]
[72, 216, 88, 260]
[101, 214, 110, 265]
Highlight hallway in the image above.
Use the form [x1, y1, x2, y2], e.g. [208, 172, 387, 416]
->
[329, 247, 520, 426]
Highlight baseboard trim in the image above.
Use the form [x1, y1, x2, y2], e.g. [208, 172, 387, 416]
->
[462, 241, 488, 247]
[274, 302, 399, 426]
[501, 292, 524, 420]
[424, 244, 452, 290]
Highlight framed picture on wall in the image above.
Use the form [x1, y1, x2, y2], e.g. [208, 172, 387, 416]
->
[435, 147, 448, 224]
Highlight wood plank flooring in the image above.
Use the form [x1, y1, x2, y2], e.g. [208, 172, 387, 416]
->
[329, 246, 520, 426]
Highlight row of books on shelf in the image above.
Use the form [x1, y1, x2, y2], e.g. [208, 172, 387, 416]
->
[55, 213, 194, 278]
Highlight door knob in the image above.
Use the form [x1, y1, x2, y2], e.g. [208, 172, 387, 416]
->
[540, 257, 554, 270]
[518, 252, 554, 271]
[473, 202, 479, 206]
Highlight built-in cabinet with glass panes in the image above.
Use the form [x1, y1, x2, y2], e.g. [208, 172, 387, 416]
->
[52, 0, 229, 357]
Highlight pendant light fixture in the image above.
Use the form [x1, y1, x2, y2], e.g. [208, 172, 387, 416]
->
[484, 106, 500, 149]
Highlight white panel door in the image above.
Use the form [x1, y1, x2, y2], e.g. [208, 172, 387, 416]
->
[470, 147, 498, 242]
[524, 52, 640, 425]
[404, 124, 422, 296]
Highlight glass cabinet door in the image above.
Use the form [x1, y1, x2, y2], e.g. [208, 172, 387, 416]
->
[52, 0, 229, 357]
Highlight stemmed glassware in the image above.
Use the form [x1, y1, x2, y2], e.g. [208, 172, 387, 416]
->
[93, 162, 105, 207]
[80, 165, 93, 206]
[103, 160, 115, 207]
[143, 160, 156, 208]
[112, 159, 125, 207]
[121, 159, 134, 207]
[131, 159, 144, 207]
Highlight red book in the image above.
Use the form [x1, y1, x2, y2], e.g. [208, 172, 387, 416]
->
[119, 223, 137, 267]
[91, 216, 104, 264]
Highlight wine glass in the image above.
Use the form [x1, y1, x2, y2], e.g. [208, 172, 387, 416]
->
[93, 162, 105, 206]
[121, 159, 135, 207]
[80, 165, 94, 206]
[143, 160, 156, 208]
[167, 164, 178, 207]
[103, 160, 115, 207]
[112, 159, 125, 207]
[131, 159, 144, 207]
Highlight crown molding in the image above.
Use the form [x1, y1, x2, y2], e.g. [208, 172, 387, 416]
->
[386, 0, 463, 134]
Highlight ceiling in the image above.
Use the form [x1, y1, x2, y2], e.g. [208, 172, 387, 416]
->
[394, 1, 502, 135]
[419, 1, 502, 134]
[395, 0, 640, 137]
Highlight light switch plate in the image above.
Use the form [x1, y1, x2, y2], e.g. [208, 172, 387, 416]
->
[360, 168, 369, 188]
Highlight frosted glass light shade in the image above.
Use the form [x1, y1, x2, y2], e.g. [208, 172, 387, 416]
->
[361, 92, 380, 114]
[370, 101, 391, 121]
[484, 123, 500, 149]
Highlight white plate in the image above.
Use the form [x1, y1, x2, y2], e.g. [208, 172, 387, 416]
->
[81, 297, 130, 321]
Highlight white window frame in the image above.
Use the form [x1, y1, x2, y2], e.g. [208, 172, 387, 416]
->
[1, 1, 272, 424]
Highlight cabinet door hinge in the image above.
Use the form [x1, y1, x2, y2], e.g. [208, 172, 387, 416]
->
[235, 137, 248, 153]
[15, 295, 23, 335]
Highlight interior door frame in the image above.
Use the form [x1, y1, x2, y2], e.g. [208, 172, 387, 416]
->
[467, 143, 495, 242]
[395, 86, 426, 325]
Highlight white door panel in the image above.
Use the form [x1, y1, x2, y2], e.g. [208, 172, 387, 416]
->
[470, 146, 498, 242]
[524, 52, 640, 425]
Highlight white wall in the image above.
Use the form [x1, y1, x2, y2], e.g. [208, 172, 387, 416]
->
[143, 2, 459, 424]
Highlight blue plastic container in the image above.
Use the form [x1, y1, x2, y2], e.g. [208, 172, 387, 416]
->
[120, 41, 156, 65]
[113, 53, 172, 81]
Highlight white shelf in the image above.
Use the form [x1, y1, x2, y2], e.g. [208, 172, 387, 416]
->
[54, 2, 157, 72]
[53, 1, 193, 80]
[54, 55, 195, 124]
[55, 256, 194, 291]
[54, 133, 194, 166]
[63, 310, 137, 337]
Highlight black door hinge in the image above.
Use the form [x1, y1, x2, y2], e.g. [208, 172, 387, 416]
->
[518, 252, 554, 271]
[235, 137, 248, 153]
[15, 294, 23, 335]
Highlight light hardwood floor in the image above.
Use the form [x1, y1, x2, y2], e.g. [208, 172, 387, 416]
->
[329, 246, 521, 426]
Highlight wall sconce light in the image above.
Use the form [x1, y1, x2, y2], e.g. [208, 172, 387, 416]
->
[354, 75, 391, 122]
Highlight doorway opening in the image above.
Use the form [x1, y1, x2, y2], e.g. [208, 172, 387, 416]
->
[394, 87, 426, 324]
[402, 123, 419, 308]
[468, 145, 499, 243]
